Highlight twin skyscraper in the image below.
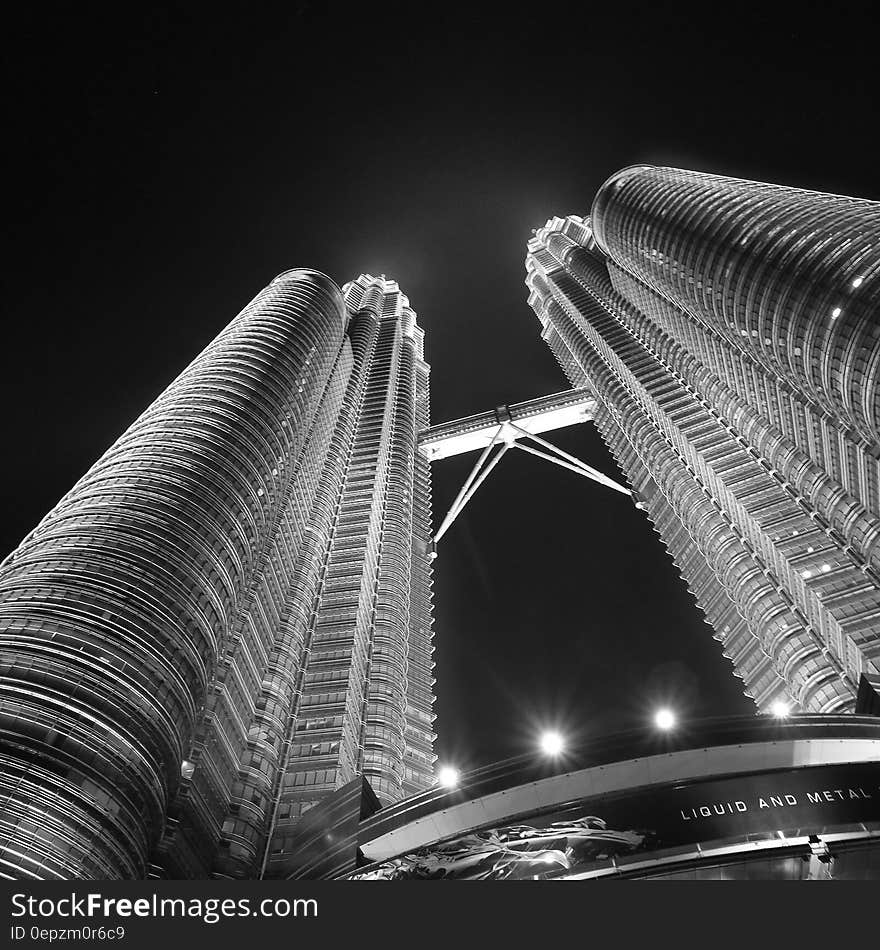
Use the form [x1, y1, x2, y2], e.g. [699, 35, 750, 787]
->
[0, 272, 435, 879]
[527, 165, 880, 715]
[1, 165, 878, 879]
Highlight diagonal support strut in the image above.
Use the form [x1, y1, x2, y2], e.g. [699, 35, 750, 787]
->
[427, 403, 634, 557]
[507, 423, 632, 496]
[434, 440, 510, 546]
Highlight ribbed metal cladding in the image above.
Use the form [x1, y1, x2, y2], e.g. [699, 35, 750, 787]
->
[260, 275, 436, 879]
[155, 330, 355, 880]
[403, 321, 436, 797]
[0, 269, 346, 879]
[527, 192, 880, 714]
[591, 165, 880, 449]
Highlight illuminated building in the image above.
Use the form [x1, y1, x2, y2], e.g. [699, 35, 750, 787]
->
[0, 269, 435, 880]
[3, 163, 880, 883]
[526, 166, 880, 713]
[338, 715, 880, 881]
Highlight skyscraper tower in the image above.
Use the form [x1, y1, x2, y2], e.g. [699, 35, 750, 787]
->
[526, 166, 880, 716]
[0, 269, 435, 880]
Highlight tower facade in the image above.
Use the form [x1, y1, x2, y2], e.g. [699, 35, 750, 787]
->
[0, 269, 435, 880]
[526, 166, 880, 715]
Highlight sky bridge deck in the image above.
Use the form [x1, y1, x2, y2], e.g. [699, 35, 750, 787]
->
[418, 388, 596, 460]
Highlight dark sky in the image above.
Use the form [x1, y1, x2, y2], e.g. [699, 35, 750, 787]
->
[5, 5, 877, 771]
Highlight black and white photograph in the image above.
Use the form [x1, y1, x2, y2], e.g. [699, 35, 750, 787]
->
[2, 1, 879, 933]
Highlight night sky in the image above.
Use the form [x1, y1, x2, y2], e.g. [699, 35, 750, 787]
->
[5, 6, 877, 772]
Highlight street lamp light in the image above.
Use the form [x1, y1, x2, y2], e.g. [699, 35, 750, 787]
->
[540, 730, 565, 756]
[437, 766, 460, 789]
[654, 708, 676, 731]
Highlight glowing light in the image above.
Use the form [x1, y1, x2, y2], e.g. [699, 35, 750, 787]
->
[852, 277, 863, 288]
[540, 731, 565, 756]
[831, 307, 842, 319]
[771, 701, 790, 718]
[437, 766, 460, 788]
[821, 563, 831, 573]
[654, 708, 676, 730]
[802, 570, 812, 579]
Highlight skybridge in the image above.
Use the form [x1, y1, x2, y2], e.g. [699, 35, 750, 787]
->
[418, 388, 633, 555]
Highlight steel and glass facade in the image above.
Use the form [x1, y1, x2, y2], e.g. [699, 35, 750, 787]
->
[0, 269, 435, 880]
[526, 166, 880, 714]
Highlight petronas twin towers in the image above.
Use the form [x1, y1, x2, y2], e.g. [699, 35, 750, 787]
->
[0, 272, 434, 879]
[1, 165, 879, 879]
[527, 166, 880, 714]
